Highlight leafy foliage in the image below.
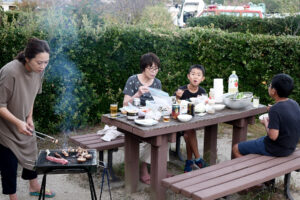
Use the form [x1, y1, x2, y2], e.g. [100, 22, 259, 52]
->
[0, 10, 300, 134]
[187, 15, 300, 36]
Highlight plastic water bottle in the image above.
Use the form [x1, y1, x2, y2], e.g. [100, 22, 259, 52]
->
[228, 71, 238, 94]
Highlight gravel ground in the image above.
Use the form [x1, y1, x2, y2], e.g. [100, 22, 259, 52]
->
[1, 125, 300, 200]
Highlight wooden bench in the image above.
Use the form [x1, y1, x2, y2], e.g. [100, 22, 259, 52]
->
[69, 133, 124, 181]
[162, 149, 300, 200]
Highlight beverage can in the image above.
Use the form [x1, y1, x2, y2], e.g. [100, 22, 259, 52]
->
[172, 104, 180, 119]
[187, 102, 195, 116]
[133, 98, 140, 107]
[171, 96, 177, 104]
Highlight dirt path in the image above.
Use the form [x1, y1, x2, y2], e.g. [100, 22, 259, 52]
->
[1, 125, 300, 200]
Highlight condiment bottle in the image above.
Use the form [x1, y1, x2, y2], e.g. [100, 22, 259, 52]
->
[228, 71, 238, 94]
[209, 88, 215, 99]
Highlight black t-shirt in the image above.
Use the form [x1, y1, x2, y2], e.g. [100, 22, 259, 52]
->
[176, 85, 206, 100]
[264, 99, 300, 157]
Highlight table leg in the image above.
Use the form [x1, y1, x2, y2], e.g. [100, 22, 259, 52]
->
[150, 135, 168, 200]
[232, 119, 248, 159]
[125, 133, 140, 193]
[204, 124, 218, 165]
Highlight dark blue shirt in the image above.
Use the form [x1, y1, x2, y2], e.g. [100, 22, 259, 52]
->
[264, 99, 300, 156]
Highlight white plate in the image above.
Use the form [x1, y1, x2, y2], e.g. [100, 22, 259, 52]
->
[134, 119, 158, 127]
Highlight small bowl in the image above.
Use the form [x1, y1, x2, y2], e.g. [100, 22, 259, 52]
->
[213, 104, 226, 111]
[177, 114, 192, 122]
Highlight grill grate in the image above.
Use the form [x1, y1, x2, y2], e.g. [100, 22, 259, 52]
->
[35, 149, 98, 174]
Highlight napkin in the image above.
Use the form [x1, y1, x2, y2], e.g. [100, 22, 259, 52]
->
[97, 125, 124, 142]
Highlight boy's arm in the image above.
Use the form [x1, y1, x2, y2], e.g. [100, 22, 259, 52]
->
[268, 129, 279, 141]
[261, 118, 279, 141]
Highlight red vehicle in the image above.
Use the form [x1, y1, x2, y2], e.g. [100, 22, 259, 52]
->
[197, 4, 265, 19]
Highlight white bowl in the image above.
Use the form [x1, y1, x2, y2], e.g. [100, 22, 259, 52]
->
[213, 104, 226, 111]
[177, 114, 192, 122]
[259, 113, 269, 120]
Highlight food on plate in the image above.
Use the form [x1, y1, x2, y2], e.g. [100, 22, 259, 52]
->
[77, 156, 86, 163]
[61, 150, 69, 157]
[84, 154, 92, 159]
[46, 151, 68, 165]
[54, 152, 62, 158]
[52, 139, 59, 144]
[68, 147, 75, 152]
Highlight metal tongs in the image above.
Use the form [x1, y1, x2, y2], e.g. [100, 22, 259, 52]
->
[34, 130, 59, 144]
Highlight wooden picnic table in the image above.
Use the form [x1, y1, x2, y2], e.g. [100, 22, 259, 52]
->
[101, 104, 267, 200]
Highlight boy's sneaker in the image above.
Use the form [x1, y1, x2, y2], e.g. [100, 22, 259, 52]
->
[194, 158, 207, 169]
[184, 160, 194, 173]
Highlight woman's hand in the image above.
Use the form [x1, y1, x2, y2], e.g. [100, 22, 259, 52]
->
[16, 120, 33, 136]
[138, 86, 149, 97]
[26, 116, 35, 131]
[175, 89, 184, 99]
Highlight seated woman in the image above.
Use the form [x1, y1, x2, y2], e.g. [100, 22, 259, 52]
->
[123, 52, 161, 185]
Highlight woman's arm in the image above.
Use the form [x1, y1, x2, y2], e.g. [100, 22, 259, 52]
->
[0, 107, 33, 136]
[123, 86, 149, 106]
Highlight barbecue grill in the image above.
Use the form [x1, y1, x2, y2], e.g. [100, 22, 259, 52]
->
[35, 149, 98, 200]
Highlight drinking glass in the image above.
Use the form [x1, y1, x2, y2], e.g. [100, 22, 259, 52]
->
[110, 103, 118, 118]
[253, 97, 259, 108]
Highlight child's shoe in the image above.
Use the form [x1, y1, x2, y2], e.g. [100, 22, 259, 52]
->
[184, 160, 194, 173]
[194, 158, 207, 169]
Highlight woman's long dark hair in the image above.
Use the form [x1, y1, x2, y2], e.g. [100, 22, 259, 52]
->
[15, 38, 50, 65]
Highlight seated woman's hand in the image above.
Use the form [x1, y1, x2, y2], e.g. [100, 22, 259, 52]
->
[138, 86, 149, 96]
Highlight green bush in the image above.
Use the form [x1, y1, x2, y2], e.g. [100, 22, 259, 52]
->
[1, 11, 300, 134]
[187, 15, 300, 36]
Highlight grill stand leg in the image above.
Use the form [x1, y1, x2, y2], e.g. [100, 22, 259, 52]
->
[99, 168, 112, 200]
[99, 151, 104, 163]
[284, 173, 294, 200]
[169, 132, 184, 162]
[87, 172, 97, 200]
[38, 174, 47, 200]
[108, 149, 120, 181]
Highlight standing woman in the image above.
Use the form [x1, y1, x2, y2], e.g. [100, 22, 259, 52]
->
[0, 38, 55, 200]
[123, 52, 161, 185]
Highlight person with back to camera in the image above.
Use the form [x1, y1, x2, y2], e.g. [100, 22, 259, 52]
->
[175, 64, 208, 172]
[0, 38, 55, 199]
[233, 73, 300, 159]
[123, 52, 162, 185]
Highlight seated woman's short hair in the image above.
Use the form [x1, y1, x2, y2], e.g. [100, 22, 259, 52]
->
[140, 52, 160, 72]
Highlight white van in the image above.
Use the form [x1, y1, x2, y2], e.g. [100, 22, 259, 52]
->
[177, 0, 205, 27]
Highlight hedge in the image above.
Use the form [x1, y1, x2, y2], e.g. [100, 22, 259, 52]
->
[1, 14, 300, 133]
[187, 15, 300, 36]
